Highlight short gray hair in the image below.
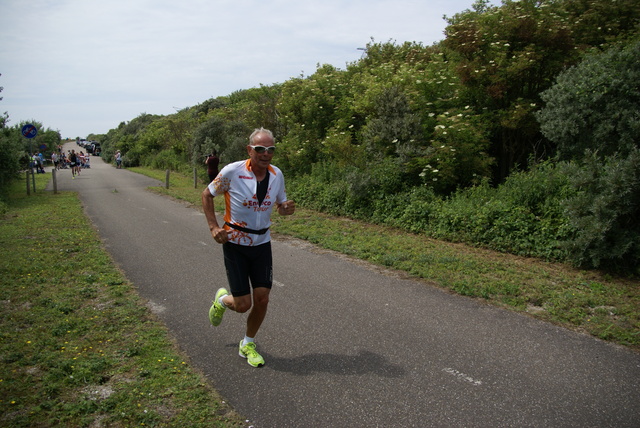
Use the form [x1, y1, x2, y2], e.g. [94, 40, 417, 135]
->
[249, 127, 274, 144]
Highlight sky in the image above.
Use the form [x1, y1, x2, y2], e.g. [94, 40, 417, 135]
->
[0, 0, 491, 139]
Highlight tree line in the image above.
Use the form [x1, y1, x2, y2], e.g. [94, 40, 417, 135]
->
[2, 0, 639, 273]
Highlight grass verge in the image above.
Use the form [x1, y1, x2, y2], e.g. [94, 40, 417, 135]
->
[143, 167, 640, 351]
[0, 173, 246, 427]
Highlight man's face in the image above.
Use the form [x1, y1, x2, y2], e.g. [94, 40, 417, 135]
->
[247, 132, 275, 170]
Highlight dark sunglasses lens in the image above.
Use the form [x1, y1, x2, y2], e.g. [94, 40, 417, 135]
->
[254, 146, 275, 154]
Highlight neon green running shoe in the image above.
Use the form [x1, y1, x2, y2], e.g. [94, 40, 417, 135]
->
[208, 288, 228, 326]
[239, 341, 265, 367]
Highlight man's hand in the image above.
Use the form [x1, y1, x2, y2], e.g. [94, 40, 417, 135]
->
[210, 226, 229, 244]
[279, 200, 296, 216]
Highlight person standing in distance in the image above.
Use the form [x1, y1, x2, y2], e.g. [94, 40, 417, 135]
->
[201, 127, 295, 367]
[115, 150, 123, 169]
[205, 150, 220, 183]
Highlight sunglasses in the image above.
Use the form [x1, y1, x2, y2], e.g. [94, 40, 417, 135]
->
[250, 145, 276, 154]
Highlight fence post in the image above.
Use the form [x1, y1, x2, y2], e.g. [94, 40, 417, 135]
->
[193, 168, 198, 189]
[165, 169, 170, 189]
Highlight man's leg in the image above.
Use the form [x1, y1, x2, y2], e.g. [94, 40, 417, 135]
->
[246, 287, 270, 338]
[220, 293, 251, 313]
[218, 286, 269, 337]
[236, 287, 270, 367]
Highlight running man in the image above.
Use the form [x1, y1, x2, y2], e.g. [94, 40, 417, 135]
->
[201, 128, 295, 367]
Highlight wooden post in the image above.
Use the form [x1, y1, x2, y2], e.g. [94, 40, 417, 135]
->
[165, 169, 170, 189]
[193, 167, 198, 189]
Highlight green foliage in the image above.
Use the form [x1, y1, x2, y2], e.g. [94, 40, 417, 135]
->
[225, 85, 282, 134]
[279, 65, 346, 140]
[191, 115, 227, 163]
[100, 113, 161, 167]
[193, 96, 227, 116]
[375, 186, 442, 233]
[148, 149, 188, 174]
[288, 157, 408, 219]
[10, 120, 62, 164]
[536, 39, 640, 272]
[428, 160, 574, 259]
[0, 117, 61, 207]
[444, 0, 577, 179]
[565, 0, 640, 47]
[277, 64, 350, 173]
[289, 159, 573, 261]
[417, 108, 494, 194]
[560, 149, 640, 272]
[0, 114, 23, 203]
[288, 162, 350, 215]
[190, 116, 251, 166]
[537, 39, 640, 160]
[362, 86, 424, 158]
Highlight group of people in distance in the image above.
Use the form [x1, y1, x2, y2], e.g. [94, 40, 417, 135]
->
[30, 152, 46, 174]
[29, 148, 91, 177]
[64, 149, 89, 179]
[45, 147, 123, 177]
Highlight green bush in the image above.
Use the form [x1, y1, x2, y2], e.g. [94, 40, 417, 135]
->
[121, 144, 144, 167]
[422, 161, 574, 260]
[378, 186, 441, 233]
[288, 158, 415, 221]
[288, 166, 347, 215]
[560, 149, 640, 272]
[290, 159, 575, 261]
[538, 40, 640, 160]
[0, 121, 22, 200]
[148, 149, 188, 174]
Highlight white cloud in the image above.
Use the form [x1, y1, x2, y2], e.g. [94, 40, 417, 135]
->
[0, 0, 486, 137]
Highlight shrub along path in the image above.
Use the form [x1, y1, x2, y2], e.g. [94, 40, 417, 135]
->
[49, 143, 640, 427]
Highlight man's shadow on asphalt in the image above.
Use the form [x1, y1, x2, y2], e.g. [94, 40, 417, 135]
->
[227, 344, 405, 377]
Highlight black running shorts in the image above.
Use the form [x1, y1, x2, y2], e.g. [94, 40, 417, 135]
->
[222, 241, 273, 297]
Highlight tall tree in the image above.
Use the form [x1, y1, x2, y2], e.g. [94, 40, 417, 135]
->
[564, 0, 640, 47]
[443, 0, 576, 181]
[537, 40, 640, 159]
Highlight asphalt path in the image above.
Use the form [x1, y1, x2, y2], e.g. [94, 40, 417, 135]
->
[49, 143, 640, 427]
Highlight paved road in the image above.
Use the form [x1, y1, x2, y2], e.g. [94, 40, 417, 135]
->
[50, 144, 640, 427]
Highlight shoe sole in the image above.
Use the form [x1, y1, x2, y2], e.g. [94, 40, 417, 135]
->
[239, 342, 264, 367]
[239, 355, 264, 367]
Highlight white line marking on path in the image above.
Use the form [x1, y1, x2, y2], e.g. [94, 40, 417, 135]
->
[443, 368, 483, 386]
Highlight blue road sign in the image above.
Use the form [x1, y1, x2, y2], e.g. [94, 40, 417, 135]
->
[22, 124, 38, 139]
